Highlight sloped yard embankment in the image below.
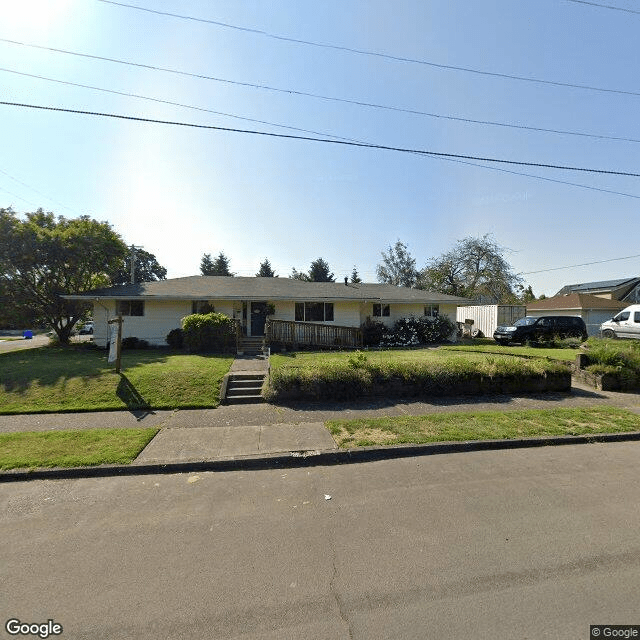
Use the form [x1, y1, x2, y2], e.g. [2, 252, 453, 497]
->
[265, 350, 570, 402]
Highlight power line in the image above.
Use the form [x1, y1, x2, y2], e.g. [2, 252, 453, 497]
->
[0, 167, 78, 213]
[522, 253, 640, 274]
[3, 47, 640, 145]
[94, 0, 640, 99]
[3, 100, 640, 177]
[5, 80, 640, 201]
[0, 67, 356, 142]
[564, 0, 640, 15]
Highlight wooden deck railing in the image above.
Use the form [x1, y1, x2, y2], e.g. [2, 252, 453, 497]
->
[266, 319, 362, 348]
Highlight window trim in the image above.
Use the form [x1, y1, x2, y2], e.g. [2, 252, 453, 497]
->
[373, 303, 390, 317]
[294, 302, 334, 322]
[424, 304, 439, 318]
[116, 300, 144, 316]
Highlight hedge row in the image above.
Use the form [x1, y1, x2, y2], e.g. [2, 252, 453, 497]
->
[264, 357, 571, 402]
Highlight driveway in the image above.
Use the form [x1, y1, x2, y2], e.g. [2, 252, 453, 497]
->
[0, 333, 50, 353]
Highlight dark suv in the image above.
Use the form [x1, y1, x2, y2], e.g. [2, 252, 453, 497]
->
[493, 315, 587, 345]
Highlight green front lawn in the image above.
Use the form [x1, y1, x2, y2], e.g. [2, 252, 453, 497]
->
[0, 427, 159, 470]
[0, 346, 234, 414]
[328, 407, 640, 448]
[441, 343, 579, 361]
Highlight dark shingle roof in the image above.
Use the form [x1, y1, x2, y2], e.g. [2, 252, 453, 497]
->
[65, 276, 470, 304]
[556, 277, 640, 296]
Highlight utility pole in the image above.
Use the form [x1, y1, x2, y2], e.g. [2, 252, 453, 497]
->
[129, 244, 143, 284]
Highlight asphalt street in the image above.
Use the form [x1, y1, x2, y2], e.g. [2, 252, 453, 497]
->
[2, 441, 640, 639]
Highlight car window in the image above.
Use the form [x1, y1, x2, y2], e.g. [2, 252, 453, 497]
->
[634, 312, 640, 323]
[556, 317, 571, 326]
[536, 318, 554, 327]
[514, 317, 537, 326]
[615, 312, 630, 322]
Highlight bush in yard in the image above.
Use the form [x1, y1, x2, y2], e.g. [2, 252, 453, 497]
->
[378, 316, 456, 348]
[415, 316, 457, 344]
[165, 328, 184, 350]
[121, 337, 148, 349]
[182, 312, 236, 353]
[380, 317, 420, 348]
[361, 318, 385, 346]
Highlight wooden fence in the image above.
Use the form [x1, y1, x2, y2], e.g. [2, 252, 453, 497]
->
[266, 319, 362, 349]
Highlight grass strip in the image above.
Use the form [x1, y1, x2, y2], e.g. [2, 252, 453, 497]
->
[327, 407, 640, 448]
[0, 347, 233, 414]
[0, 427, 159, 470]
[440, 344, 579, 361]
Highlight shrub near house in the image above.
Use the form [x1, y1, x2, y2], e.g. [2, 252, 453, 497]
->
[181, 312, 237, 353]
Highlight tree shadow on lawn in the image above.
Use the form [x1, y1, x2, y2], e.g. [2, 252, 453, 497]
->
[116, 374, 155, 421]
[1, 346, 171, 394]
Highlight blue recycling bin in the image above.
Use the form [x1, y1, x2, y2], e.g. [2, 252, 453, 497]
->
[23, 330, 33, 339]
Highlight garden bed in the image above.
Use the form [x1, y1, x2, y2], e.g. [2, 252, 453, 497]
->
[265, 351, 571, 402]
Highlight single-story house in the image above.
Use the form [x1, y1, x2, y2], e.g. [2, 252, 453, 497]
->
[555, 277, 640, 302]
[526, 293, 628, 336]
[64, 276, 469, 348]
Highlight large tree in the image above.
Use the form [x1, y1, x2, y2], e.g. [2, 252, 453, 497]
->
[201, 252, 234, 276]
[0, 208, 127, 343]
[350, 266, 362, 283]
[109, 247, 167, 285]
[417, 234, 522, 302]
[289, 258, 335, 282]
[376, 240, 418, 287]
[256, 258, 277, 277]
[307, 258, 335, 282]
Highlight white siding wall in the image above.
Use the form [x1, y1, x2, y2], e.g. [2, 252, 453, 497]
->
[92, 298, 463, 346]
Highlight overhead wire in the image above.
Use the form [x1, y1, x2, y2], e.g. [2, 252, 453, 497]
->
[3, 100, 640, 177]
[1, 48, 639, 145]
[93, 0, 640, 99]
[563, 0, 640, 15]
[522, 253, 640, 274]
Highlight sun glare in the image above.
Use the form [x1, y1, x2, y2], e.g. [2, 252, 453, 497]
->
[1, 0, 76, 36]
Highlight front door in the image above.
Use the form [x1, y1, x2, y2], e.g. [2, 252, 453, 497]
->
[250, 301, 268, 336]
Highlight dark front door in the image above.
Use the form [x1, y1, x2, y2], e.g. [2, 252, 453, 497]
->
[250, 301, 268, 336]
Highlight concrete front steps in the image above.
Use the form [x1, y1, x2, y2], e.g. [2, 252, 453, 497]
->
[224, 372, 266, 404]
[237, 337, 266, 357]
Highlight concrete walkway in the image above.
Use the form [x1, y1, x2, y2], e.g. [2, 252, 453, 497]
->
[0, 379, 639, 475]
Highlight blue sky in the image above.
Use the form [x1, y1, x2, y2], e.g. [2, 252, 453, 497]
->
[1, 0, 639, 296]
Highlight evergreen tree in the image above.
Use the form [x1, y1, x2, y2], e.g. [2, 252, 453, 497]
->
[307, 258, 335, 282]
[350, 267, 362, 283]
[200, 253, 215, 276]
[256, 258, 277, 277]
[201, 252, 234, 276]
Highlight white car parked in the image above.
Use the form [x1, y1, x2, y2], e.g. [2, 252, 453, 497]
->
[600, 304, 640, 339]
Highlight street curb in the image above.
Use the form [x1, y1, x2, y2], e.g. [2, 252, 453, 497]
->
[2, 430, 640, 483]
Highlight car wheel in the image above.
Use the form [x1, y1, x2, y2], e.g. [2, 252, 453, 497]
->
[602, 329, 616, 339]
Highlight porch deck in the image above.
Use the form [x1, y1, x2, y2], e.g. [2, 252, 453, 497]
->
[266, 319, 362, 349]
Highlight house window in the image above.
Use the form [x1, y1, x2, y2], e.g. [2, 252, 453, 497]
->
[424, 305, 439, 318]
[295, 302, 334, 322]
[373, 304, 390, 317]
[191, 300, 214, 314]
[117, 300, 144, 316]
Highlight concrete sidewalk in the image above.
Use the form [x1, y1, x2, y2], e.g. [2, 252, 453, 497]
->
[1, 380, 639, 480]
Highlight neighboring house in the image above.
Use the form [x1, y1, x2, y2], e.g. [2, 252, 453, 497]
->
[64, 276, 469, 348]
[526, 293, 627, 336]
[555, 277, 640, 302]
